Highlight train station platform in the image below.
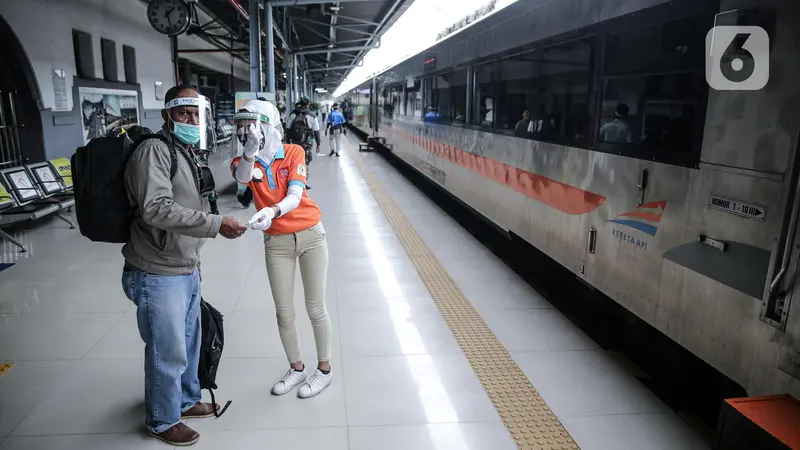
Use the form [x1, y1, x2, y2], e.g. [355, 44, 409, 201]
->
[0, 135, 709, 450]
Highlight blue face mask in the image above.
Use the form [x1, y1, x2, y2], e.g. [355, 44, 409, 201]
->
[173, 122, 201, 146]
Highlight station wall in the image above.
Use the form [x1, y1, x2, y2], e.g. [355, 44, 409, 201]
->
[0, 0, 249, 161]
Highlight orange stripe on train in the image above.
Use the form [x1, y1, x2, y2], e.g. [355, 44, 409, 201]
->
[397, 128, 606, 215]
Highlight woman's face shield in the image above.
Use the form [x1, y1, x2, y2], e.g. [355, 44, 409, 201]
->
[232, 110, 269, 159]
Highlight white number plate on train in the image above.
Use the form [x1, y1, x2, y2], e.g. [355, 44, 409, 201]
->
[708, 195, 766, 222]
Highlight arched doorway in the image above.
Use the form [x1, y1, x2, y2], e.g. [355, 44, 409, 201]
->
[0, 13, 45, 166]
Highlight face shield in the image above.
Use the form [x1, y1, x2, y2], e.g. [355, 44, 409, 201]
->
[233, 99, 283, 163]
[201, 95, 217, 153]
[164, 95, 212, 150]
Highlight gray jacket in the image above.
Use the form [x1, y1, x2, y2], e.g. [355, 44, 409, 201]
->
[122, 129, 223, 275]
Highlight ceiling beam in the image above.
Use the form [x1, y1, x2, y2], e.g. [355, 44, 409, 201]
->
[334, 25, 375, 37]
[327, 14, 381, 27]
[294, 37, 371, 51]
[295, 44, 379, 55]
[305, 64, 362, 73]
[339, 0, 405, 90]
[268, 0, 377, 5]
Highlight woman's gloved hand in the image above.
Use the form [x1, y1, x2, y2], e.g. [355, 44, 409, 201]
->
[247, 206, 277, 231]
[241, 123, 261, 158]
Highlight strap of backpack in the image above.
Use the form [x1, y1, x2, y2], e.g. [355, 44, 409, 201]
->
[132, 134, 178, 179]
[207, 388, 232, 418]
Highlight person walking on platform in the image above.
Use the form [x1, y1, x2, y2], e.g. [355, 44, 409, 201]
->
[231, 99, 334, 399]
[287, 96, 321, 189]
[121, 85, 248, 446]
[325, 102, 347, 157]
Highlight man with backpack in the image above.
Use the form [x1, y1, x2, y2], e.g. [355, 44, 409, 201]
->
[287, 97, 320, 188]
[120, 85, 247, 446]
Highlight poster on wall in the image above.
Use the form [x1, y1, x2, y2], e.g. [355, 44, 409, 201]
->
[216, 93, 235, 125]
[78, 87, 140, 145]
[235, 92, 276, 112]
[52, 69, 69, 111]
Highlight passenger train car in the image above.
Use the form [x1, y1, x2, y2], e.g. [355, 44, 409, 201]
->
[341, 0, 800, 397]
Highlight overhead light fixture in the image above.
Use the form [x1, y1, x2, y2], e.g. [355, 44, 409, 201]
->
[330, 5, 341, 11]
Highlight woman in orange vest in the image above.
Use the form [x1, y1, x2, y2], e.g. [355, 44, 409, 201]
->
[231, 99, 332, 398]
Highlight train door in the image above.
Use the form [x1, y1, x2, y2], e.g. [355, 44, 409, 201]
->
[770, 135, 800, 380]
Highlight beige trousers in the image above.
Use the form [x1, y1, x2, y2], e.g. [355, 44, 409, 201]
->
[263, 222, 332, 364]
[329, 128, 342, 153]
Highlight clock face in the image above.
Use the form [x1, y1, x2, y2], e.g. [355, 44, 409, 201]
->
[147, 0, 192, 36]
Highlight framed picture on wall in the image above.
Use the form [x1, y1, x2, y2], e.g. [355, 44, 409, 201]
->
[28, 162, 63, 197]
[78, 87, 140, 145]
[0, 167, 40, 204]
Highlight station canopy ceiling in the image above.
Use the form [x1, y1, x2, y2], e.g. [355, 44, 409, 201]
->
[192, 0, 414, 90]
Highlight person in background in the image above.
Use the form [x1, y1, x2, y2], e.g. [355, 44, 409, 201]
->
[515, 109, 531, 137]
[599, 103, 634, 145]
[287, 97, 320, 189]
[288, 97, 321, 153]
[423, 106, 441, 123]
[122, 85, 247, 446]
[320, 103, 329, 124]
[325, 102, 347, 157]
[231, 99, 334, 399]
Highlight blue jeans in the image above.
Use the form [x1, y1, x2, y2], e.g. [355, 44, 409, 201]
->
[121, 263, 202, 434]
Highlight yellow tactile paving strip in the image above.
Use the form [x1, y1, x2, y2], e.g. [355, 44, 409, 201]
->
[0, 363, 13, 377]
[347, 145, 579, 450]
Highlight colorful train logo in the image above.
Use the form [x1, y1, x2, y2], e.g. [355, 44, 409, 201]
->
[608, 201, 667, 236]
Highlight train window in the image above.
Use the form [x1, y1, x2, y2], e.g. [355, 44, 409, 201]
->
[405, 79, 422, 118]
[536, 38, 594, 146]
[598, 15, 708, 164]
[605, 17, 704, 75]
[471, 61, 495, 127]
[599, 73, 704, 150]
[496, 49, 540, 133]
[452, 68, 467, 124]
[423, 77, 435, 118]
[383, 85, 401, 118]
[427, 74, 452, 123]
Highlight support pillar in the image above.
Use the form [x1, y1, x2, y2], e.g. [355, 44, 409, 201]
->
[293, 54, 299, 102]
[264, 3, 276, 94]
[466, 65, 474, 124]
[249, 0, 261, 91]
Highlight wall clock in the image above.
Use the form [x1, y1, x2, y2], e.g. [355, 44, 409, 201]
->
[147, 0, 193, 37]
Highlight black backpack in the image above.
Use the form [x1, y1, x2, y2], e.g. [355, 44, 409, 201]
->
[71, 134, 177, 243]
[288, 114, 311, 146]
[199, 299, 231, 417]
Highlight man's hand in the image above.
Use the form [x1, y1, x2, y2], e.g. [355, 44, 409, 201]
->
[219, 216, 247, 239]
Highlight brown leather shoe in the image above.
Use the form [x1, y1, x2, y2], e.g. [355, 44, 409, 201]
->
[149, 423, 199, 446]
[181, 402, 220, 419]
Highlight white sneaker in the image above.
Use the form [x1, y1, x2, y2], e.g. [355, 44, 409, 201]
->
[271, 368, 307, 395]
[298, 369, 332, 398]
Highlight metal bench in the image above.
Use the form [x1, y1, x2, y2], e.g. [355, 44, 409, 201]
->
[0, 161, 75, 252]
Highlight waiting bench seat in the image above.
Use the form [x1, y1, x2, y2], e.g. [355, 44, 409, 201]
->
[0, 158, 76, 252]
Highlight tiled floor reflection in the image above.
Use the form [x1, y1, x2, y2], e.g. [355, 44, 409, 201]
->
[0, 136, 707, 450]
